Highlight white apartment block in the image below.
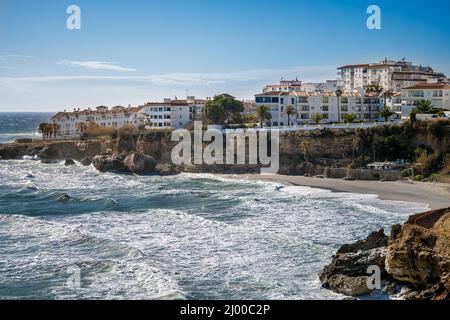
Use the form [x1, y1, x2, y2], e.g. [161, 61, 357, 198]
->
[338, 59, 446, 92]
[140, 97, 206, 129]
[401, 80, 450, 111]
[301, 79, 344, 92]
[50, 105, 145, 137]
[255, 90, 382, 126]
[262, 79, 303, 93]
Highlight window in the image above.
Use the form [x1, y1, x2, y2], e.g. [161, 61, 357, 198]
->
[322, 105, 329, 111]
[280, 98, 284, 104]
[291, 98, 295, 104]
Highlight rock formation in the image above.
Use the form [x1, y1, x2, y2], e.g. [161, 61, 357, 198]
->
[320, 208, 450, 300]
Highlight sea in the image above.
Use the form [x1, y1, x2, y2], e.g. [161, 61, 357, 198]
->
[0, 113, 429, 300]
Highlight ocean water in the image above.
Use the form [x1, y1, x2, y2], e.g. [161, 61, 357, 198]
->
[0, 113, 52, 144]
[0, 159, 429, 300]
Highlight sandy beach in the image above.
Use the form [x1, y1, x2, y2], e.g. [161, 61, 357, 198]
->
[226, 174, 450, 210]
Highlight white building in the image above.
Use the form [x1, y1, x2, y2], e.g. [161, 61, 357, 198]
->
[401, 80, 450, 116]
[255, 90, 382, 126]
[50, 105, 145, 137]
[301, 79, 344, 93]
[139, 97, 206, 129]
[262, 78, 303, 93]
[338, 59, 446, 92]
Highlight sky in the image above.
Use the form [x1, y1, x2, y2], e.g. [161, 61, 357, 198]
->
[0, 0, 449, 112]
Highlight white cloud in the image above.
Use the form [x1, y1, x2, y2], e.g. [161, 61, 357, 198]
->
[0, 55, 34, 59]
[58, 60, 137, 72]
[0, 65, 336, 87]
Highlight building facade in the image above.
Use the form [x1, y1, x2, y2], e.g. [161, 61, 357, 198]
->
[338, 59, 446, 92]
[50, 105, 145, 137]
[401, 80, 450, 111]
[255, 90, 382, 126]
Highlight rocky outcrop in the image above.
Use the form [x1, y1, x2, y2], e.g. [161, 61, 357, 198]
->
[64, 159, 76, 166]
[80, 157, 92, 166]
[320, 208, 450, 300]
[92, 155, 126, 173]
[124, 153, 156, 174]
[319, 229, 389, 297]
[386, 207, 450, 300]
[154, 163, 179, 176]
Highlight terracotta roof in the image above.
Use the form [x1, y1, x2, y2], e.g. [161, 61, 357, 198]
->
[403, 83, 450, 90]
[255, 91, 282, 96]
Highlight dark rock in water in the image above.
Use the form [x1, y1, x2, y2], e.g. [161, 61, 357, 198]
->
[65, 159, 76, 166]
[319, 229, 388, 297]
[337, 229, 388, 254]
[80, 157, 92, 166]
[92, 154, 126, 173]
[154, 163, 179, 176]
[124, 153, 156, 174]
[57, 193, 73, 202]
[326, 274, 372, 297]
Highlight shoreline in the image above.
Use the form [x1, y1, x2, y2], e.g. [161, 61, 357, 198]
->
[223, 174, 450, 210]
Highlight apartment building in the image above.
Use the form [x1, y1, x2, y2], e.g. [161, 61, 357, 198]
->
[255, 90, 381, 126]
[301, 80, 344, 93]
[50, 105, 145, 137]
[140, 97, 206, 129]
[262, 78, 303, 93]
[401, 80, 450, 111]
[338, 59, 446, 92]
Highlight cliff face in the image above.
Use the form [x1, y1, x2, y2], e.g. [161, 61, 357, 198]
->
[0, 123, 448, 177]
[320, 207, 450, 300]
[386, 207, 450, 299]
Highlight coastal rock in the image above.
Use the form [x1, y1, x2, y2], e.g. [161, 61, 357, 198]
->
[124, 153, 156, 174]
[80, 157, 92, 166]
[385, 207, 450, 300]
[319, 229, 388, 297]
[92, 155, 126, 173]
[154, 163, 179, 176]
[326, 275, 372, 297]
[65, 159, 76, 166]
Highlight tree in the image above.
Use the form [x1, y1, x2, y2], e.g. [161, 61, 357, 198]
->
[342, 113, 357, 124]
[300, 139, 312, 162]
[414, 100, 434, 113]
[51, 123, 61, 138]
[38, 122, 52, 139]
[256, 105, 272, 128]
[311, 112, 323, 125]
[204, 95, 244, 125]
[335, 89, 343, 123]
[285, 105, 297, 126]
[379, 106, 394, 122]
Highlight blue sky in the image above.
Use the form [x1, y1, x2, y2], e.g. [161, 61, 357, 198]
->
[0, 0, 449, 111]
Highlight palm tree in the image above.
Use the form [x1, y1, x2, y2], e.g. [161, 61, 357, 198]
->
[311, 112, 323, 125]
[285, 105, 297, 126]
[335, 89, 343, 123]
[51, 123, 61, 138]
[300, 140, 312, 162]
[342, 113, 357, 124]
[38, 122, 52, 139]
[379, 106, 394, 122]
[414, 100, 434, 113]
[256, 105, 272, 128]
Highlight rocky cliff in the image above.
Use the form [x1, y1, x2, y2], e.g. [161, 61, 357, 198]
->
[320, 207, 450, 300]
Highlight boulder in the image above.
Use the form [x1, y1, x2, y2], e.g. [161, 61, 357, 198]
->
[124, 153, 156, 174]
[154, 163, 179, 176]
[319, 229, 388, 297]
[80, 157, 92, 166]
[92, 155, 126, 173]
[386, 207, 450, 299]
[65, 159, 76, 166]
[326, 275, 372, 297]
